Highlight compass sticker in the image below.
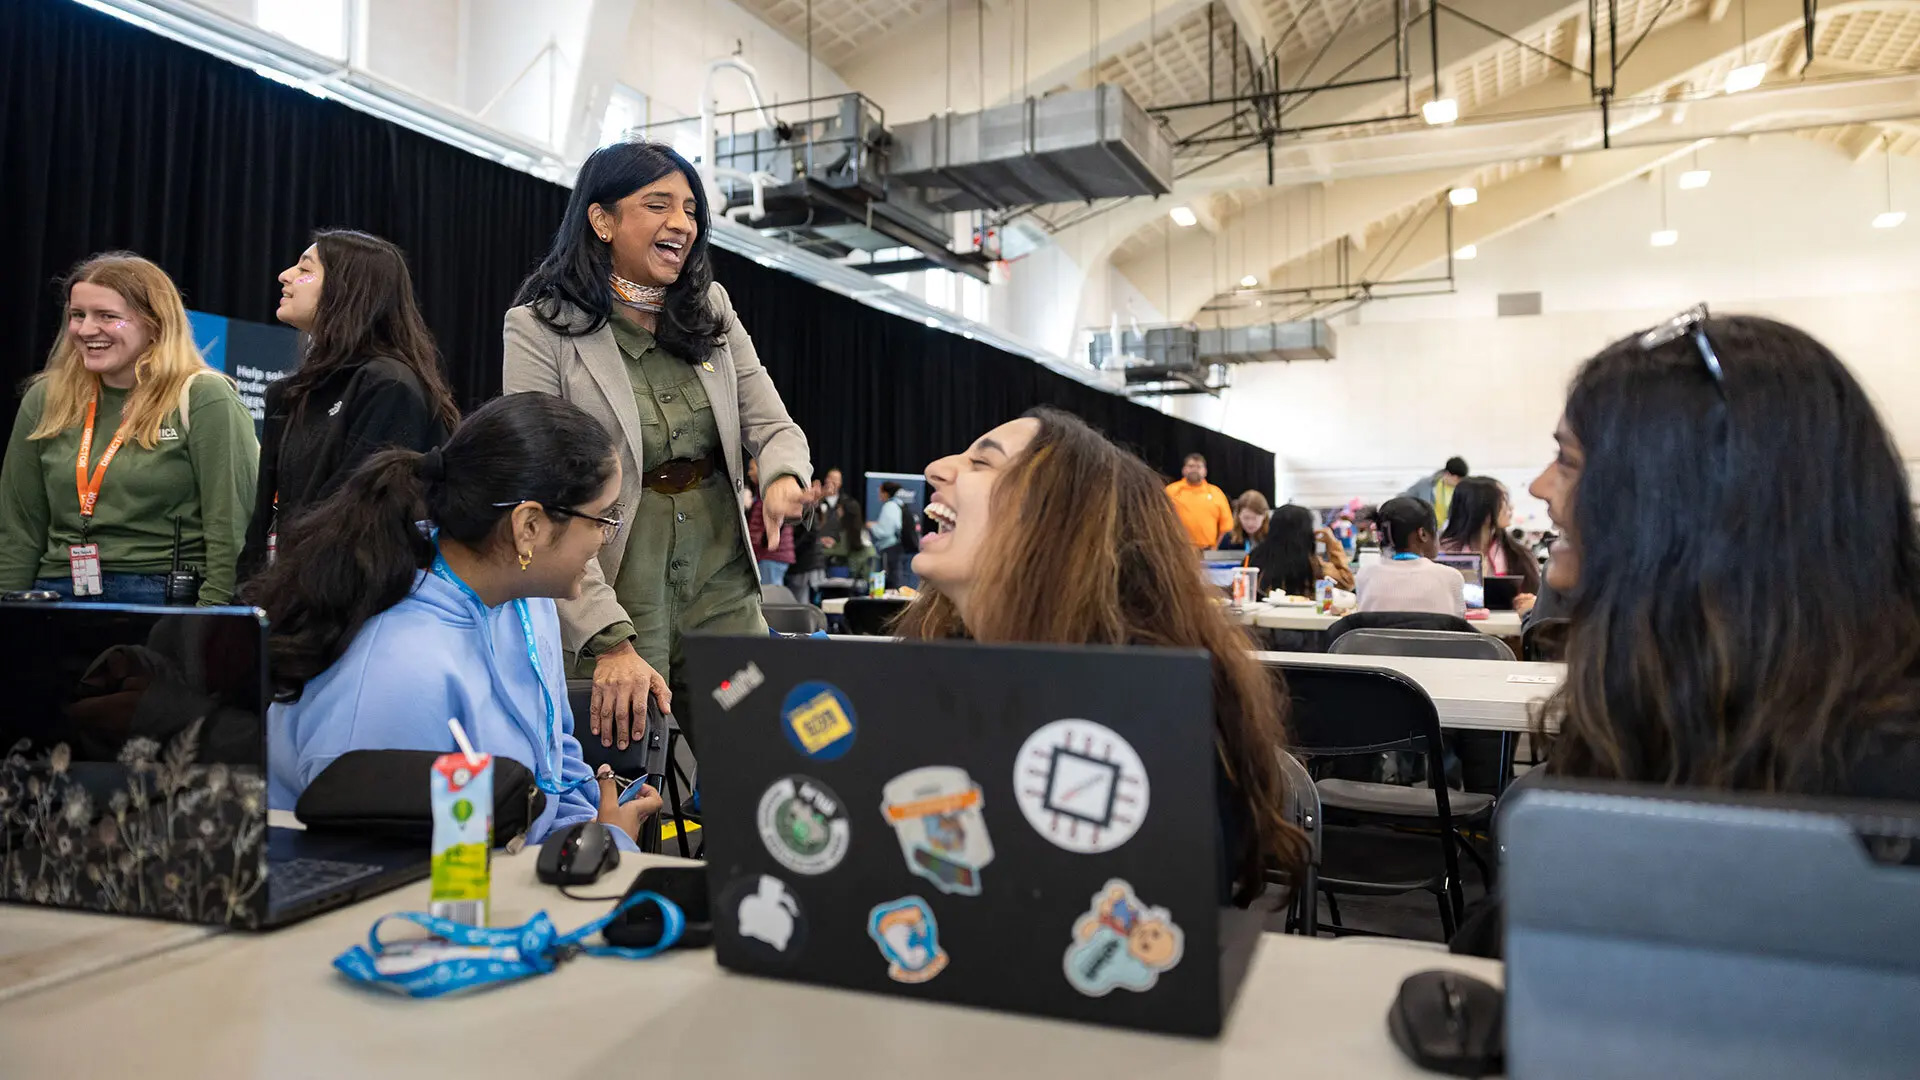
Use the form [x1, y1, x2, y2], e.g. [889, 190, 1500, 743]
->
[1012, 719, 1150, 853]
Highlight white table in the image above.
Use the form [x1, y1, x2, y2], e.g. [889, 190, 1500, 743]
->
[1258, 650, 1563, 734]
[1243, 605, 1523, 637]
[0, 846, 1502, 1079]
[0, 903, 219, 1005]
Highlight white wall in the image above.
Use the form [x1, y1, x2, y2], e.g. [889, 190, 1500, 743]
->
[363, 0, 461, 104]
[1164, 135, 1920, 518]
[621, 0, 848, 127]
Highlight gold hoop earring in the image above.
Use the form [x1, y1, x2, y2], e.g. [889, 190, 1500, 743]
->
[517, 550, 532, 572]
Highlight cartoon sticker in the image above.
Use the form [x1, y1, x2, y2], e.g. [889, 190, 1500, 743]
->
[1062, 879, 1185, 997]
[867, 896, 949, 983]
[1012, 718, 1150, 854]
[756, 774, 851, 875]
[879, 766, 995, 896]
[720, 873, 806, 964]
[781, 681, 857, 760]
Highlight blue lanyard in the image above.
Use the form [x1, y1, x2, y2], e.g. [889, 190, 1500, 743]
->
[1390, 552, 1421, 561]
[333, 891, 685, 998]
[430, 552, 591, 798]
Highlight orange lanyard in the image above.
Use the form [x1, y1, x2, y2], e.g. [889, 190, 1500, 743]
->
[75, 397, 131, 520]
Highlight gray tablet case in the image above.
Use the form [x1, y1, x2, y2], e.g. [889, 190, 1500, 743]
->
[1503, 781, 1920, 1080]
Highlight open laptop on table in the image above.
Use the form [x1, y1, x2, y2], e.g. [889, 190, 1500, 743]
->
[1433, 551, 1484, 587]
[686, 633, 1261, 1037]
[0, 602, 428, 929]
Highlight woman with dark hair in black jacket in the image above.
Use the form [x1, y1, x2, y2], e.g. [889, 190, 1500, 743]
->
[239, 230, 459, 579]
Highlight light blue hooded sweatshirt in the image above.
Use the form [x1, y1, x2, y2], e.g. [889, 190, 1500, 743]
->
[268, 567, 632, 850]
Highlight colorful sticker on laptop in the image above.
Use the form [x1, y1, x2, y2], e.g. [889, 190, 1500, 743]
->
[879, 766, 995, 896]
[1062, 879, 1185, 997]
[757, 774, 851, 875]
[720, 873, 807, 965]
[867, 895, 949, 983]
[780, 681, 857, 760]
[1012, 718, 1150, 853]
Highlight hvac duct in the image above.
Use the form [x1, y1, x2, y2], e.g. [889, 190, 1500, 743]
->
[890, 85, 1173, 212]
[1196, 320, 1337, 363]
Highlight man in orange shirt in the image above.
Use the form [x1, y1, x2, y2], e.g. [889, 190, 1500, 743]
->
[1165, 453, 1235, 549]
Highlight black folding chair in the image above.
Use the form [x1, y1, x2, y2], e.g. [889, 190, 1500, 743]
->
[1267, 748, 1323, 936]
[841, 597, 911, 636]
[759, 582, 798, 606]
[1267, 661, 1490, 939]
[565, 680, 673, 855]
[762, 602, 828, 635]
[1325, 611, 1477, 649]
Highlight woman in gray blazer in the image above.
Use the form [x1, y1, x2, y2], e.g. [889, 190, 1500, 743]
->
[504, 142, 811, 770]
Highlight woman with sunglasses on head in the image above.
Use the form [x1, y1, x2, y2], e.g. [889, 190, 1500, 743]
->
[0, 253, 256, 604]
[254, 393, 660, 848]
[239, 230, 459, 581]
[505, 142, 811, 768]
[1532, 309, 1920, 799]
[896, 408, 1310, 903]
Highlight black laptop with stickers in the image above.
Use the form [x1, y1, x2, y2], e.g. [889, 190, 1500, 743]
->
[685, 634, 1263, 1037]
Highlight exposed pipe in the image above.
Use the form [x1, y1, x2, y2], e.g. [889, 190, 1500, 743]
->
[699, 56, 779, 206]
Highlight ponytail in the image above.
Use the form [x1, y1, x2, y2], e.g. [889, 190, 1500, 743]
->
[248, 392, 616, 702]
[250, 450, 435, 701]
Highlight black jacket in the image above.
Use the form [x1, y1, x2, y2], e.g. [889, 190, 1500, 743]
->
[238, 357, 448, 581]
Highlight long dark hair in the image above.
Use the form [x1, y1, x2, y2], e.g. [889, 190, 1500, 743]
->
[1542, 314, 1920, 793]
[894, 408, 1310, 900]
[279, 230, 459, 430]
[250, 393, 616, 702]
[1440, 477, 1540, 591]
[512, 142, 726, 362]
[1247, 504, 1319, 597]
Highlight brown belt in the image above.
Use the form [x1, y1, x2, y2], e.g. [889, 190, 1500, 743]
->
[643, 455, 717, 495]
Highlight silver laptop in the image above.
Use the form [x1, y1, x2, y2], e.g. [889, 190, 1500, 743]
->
[1504, 780, 1920, 1079]
[0, 601, 429, 929]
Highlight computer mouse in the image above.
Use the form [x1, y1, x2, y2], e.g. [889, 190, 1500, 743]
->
[1386, 969, 1504, 1078]
[535, 821, 620, 886]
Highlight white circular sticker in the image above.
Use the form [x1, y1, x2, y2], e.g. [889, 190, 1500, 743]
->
[757, 774, 851, 875]
[1012, 719, 1150, 853]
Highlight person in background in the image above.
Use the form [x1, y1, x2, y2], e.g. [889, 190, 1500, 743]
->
[872, 481, 918, 588]
[1397, 456, 1469, 531]
[0, 253, 256, 604]
[240, 230, 459, 580]
[504, 141, 812, 764]
[816, 467, 862, 577]
[1355, 497, 1465, 616]
[1166, 452, 1234, 550]
[745, 458, 796, 587]
[1219, 490, 1271, 551]
[897, 408, 1309, 904]
[1438, 476, 1541, 601]
[784, 477, 829, 603]
[255, 393, 660, 849]
[1247, 504, 1354, 597]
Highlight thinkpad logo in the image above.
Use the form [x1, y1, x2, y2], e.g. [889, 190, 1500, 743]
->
[712, 663, 766, 711]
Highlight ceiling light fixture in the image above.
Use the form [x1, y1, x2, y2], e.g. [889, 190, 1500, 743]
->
[1875, 137, 1905, 228]
[1724, 1, 1765, 94]
[1679, 150, 1711, 190]
[1454, 244, 1478, 260]
[1239, 274, 1259, 288]
[1651, 165, 1678, 246]
[1169, 205, 1198, 227]
[1448, 187, 1478, 206]
[1422, 98, 1459, 125]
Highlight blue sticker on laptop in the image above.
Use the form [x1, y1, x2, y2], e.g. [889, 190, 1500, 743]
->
[867, 895, 949, 983]
[880, 766, 994, 896]
[1062, 879, 1184, 997]
[781, 681, 857, 760]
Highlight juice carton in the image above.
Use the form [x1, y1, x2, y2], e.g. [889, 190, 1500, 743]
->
[430, 752, 493, 926]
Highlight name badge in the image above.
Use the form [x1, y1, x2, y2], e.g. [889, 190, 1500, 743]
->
[69, 544, 103, 597]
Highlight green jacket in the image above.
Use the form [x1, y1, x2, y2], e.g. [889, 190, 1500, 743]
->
[0, 374, 259, 603]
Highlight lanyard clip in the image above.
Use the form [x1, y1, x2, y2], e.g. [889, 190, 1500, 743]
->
[550, 941, 585, 966]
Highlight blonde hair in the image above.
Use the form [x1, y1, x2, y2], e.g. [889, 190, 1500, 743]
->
[31, 253, 214, 450]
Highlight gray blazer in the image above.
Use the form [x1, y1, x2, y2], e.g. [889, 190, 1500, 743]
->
[502, 282, 812, 653]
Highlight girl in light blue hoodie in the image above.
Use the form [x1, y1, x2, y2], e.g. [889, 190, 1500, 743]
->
[255, 392, 660, 849]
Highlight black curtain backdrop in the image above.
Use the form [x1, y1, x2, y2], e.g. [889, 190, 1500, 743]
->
[1, 0, 1274, 497]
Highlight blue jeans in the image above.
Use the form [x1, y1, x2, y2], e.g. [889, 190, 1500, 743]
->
[33, 574, 172, 604]
[757, 560, 792, 586]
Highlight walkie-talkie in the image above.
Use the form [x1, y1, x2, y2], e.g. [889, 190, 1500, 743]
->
[164, 517, 202, 605]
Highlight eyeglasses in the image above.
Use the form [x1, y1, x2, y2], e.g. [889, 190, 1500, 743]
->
[1637, 303, 1723, 385]
[491, 501, 624, 544]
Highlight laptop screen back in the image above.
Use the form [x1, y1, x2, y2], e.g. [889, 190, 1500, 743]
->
[1434, 552, 1484, 586]
[0, 603, 271, 926]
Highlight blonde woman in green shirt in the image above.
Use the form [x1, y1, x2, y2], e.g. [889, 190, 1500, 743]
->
[0, 253, 257, 604]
